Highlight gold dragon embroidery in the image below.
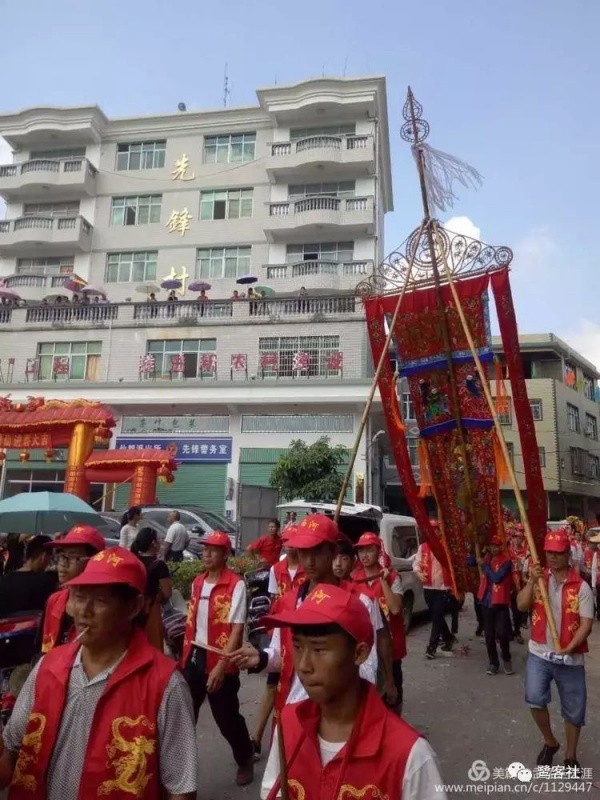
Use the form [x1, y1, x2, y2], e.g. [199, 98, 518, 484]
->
[338, 786, 390, 799]
[11, 713, 46, 791]
[98, 715, 156, 796]
[565, 587, 580, 615]
[216, 632, 229, 649]
[213, 593, 232, 624]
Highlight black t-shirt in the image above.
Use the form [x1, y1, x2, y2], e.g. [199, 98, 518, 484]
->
[0, 570, 58, 616]
[138, 556, 170, 600]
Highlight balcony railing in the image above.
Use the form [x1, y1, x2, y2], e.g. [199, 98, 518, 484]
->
[270, 135, 370, 157]
[0, 158, 97, 179]
[0, 307, 12, 324]
[2, 272, 76, 290]
[265, 296, 357, 316]
[25, 305, 118, 324]
[133, 300, 233, 322]
[265, 260, 372, 280]
[0, 215, 92, 235]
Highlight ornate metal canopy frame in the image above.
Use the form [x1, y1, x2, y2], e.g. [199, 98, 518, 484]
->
[355, 221, 513, 297]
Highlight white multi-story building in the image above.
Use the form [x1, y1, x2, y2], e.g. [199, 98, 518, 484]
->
[0, 77, 392, 516]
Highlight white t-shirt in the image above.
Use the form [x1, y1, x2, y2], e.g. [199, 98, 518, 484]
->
[528, 573, 594, 667]
[261, 728, 447, 800]
[165, 521, 189, 552]
[119, 523, 139, 550]
[268, 564, 300, 596]
[265, 591, 383, 705]
[194, 580, 247, 645]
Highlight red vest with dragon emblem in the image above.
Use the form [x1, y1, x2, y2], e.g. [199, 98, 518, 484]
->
[351, 566, 407, 660]
[531, 568, 589, 654]
[419, 542, 452, 588]
[272, 557, 306, 596]
[8, 628, 176, 800]
[41, 588, 73, 653]
[181, 567, 241, 674]
[267, 682, 420, 800]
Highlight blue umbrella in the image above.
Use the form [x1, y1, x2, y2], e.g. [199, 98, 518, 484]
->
[161, 279, 182, 290]
[0, 491, 104, 535]
[236, 275, 258, 285]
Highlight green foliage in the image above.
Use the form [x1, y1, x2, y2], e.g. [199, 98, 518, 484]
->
[269, 437, 349, 502]
[169, 554, 262, 599]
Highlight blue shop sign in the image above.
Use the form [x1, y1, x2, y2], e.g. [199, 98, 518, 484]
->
[115, 437, 232, 463]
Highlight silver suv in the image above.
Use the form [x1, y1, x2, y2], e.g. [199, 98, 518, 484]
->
[140, 505, 237, 554]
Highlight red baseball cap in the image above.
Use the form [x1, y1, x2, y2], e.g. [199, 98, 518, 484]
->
[281, 526, 297, 545]
[292, 514, 339, 549]
[355, 532, 381, 549]
[200, 531, 232, 551]
[46, 525, 106, 554]
[544, 529, 570, 553]
[263, 583, 373, 649]
[65, 546, 146, 594]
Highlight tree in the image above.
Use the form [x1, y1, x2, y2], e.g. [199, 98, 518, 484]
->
[270, 437, 349, 502]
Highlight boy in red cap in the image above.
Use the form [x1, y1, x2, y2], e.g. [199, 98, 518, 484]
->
[232, 514, 384, 715]
[181, 531, 254, 786]
[0, 546, 198, 799]
[39, 524, 106, 653]
[353, 532, 406, 714]
[477, 534, 514, 675]
[259, 584, 447, 800]
[517, 529, 594, 772]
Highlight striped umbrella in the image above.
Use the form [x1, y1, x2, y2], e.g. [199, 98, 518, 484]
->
[63, 276, 87, 292]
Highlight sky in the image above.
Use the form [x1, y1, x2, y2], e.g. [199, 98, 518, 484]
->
[1, 0, 599, 365]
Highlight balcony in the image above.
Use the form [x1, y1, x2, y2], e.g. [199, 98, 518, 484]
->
[266, 135, 374, 182]
[0, 158, 98, 199]
[0, 216, 93, 255]
[264, 260, 372, 291]
[265, 195, 374, 242]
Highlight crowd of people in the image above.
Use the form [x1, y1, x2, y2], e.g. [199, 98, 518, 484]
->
[0, 510, 597, 798]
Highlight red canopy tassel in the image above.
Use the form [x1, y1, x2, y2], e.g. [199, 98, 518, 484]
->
[418, 439, 432, 498]
[495, 358, 509, 415]
[493, 430, 509, 486]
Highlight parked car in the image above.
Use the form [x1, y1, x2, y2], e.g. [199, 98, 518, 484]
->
[99, 513, 198, 560]
[138, 505, 237, 554]
[276, 501, 427, 630]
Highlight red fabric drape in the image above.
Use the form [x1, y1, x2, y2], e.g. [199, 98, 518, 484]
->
[490, 268, 547, 555]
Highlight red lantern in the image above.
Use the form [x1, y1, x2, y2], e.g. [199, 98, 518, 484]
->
[44, 448, 55, 463]
[94, 425, 111, 443]
[19, 451, 30, 463]
[14, 403, 25, 413]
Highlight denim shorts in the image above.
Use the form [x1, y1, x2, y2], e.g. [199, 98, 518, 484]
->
[525, 653, 587, 727]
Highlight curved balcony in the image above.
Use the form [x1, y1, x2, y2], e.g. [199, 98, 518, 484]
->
[264, 195, 374, 242]
[266, 135, 374, 182]
[263, 259, 372, 293]
[0, 272, 79, 303]
[0, 215, 93, 255]
[0, 158, 97, 199]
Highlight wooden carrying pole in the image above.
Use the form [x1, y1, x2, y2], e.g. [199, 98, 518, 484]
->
[334, 220, 426, 522]
[432, 220, 560, 650]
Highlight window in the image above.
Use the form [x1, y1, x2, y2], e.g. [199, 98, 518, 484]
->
[286, 241, 354, 264]
[538, 447, 546, 468]
[402, 393, 415, 421]
[147, 339, 216, 379]
[492, 397, 512, 425]
[408, 438, 418, 467]
[567, 403, 580, 433]
[585, 413, 598, 441]
[196, 246, 251, 279]
[288, 181, 355, 199]
[290, 124, 356, 140]
[200, 189, 253, 220]
[23, 201, 80, 217]
[570, 447, 586, 476]
[203, 133, 256, 164]
[16, 256, 74, 276]
[37, 342, 101, 381]
[583, 374, 596, 401]
[391, 526, 419, 559]
[505, 441, 515, 467]
[116, 141, 166, 171]
[241, 415, 353, 433]
[529, 399, 543, 421]
[110, 195, 162, 226]
[589, 453, 600, 480]
[30, 147, 86, 160]
[259, 335, 340, 378]
[105, 251, 158, 283]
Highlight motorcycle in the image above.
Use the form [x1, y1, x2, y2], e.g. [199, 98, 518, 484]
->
[244, 567, 272, 650]
[0, 610, 42, 728]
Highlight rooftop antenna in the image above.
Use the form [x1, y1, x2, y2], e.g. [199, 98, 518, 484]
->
[223, 63, 231, 108]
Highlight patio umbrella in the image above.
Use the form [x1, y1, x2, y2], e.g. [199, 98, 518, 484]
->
[81, 285, 107, 298]
[63, 276, 87, 292]
[254, 285, 275, 296]
[188, 281, 211, 292]
[0, 287, 21, 301]
[236, 274, 258, 285]
[135, 283, 161, 296]
[160, 279, 182, 290]
[0, 492, 103, 535]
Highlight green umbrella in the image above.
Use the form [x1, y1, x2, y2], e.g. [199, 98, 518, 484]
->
[253, 285, 275, 296]
[0, 491, 104, 535]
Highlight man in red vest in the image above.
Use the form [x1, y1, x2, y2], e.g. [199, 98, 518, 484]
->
[0, 546, 197, 799]
[258, 583, 447, 800]
[477, 535, 514, 675]
[181, 531, 254, 786]
[246, 519, 283, 566]
[40, 525, 106, 653]
[353, 532, 406, 715]
[413, 522, 455, 659]
[517, 529, 595, 773]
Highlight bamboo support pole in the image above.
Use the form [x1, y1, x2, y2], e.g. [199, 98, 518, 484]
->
[334, 220, 426, 522]
[432, 220, 560, 650]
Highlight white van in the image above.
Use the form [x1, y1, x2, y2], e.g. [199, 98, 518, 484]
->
[277, 501, 427, 630]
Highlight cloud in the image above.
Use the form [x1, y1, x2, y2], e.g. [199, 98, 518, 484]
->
[443, 215, 481, 242]
[0, 137, 11, 220]
[564, 319, 600, 373]
[512, 226, 558, 272]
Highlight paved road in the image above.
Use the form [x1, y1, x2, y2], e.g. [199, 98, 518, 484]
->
[197, 599, 600, 799]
